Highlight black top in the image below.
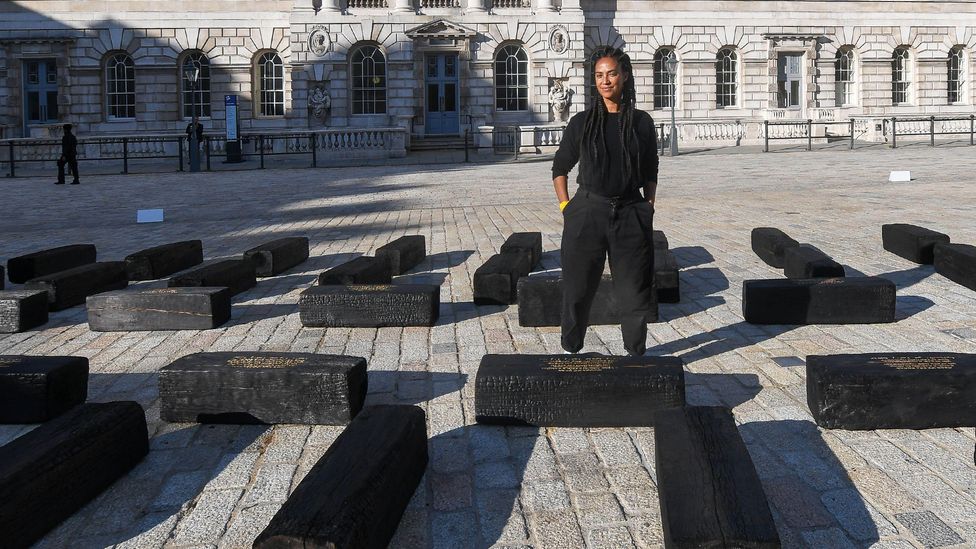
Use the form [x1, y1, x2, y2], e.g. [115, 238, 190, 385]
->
[552, 109, 659, 198]
[61, 132, 77, 159]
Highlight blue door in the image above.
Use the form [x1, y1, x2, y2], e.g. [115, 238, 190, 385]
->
[424, 54, 460, 136]
[23, 59, 59, 132]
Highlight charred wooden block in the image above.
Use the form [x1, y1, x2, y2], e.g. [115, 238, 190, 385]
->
[882, 224, 950, 265]
[0, 401, 148, 548]
[783, 246, 845, 278]
[318, 256, 392, 285]
[124, 240, 204, 280]
[244, 236, 310, 277]
[934, 243, 976, 292]
[168, 259, 257, 296]
[300, 284, 440, 327]
[376, 235, 426, 275]
[6, 244, 97, 284]
[653, 230, 669, 250]
[500, 232, 543, 268]
[475, 354, 684, 427]
[160, 352, 366, 424]
[742, 277, 896, 325]
[254, 405, 427, 549]
[655, 248, 680, 303]
[655, 406, 780, 549]
[24, 261, 128, 311]
[751, 227, 799, 269]
[87, 287, 231, 331]
[807, 353, 976, 430]
[0, 355, 88, 423]
[0, 290, 49, 333]
[474, 252, 533, 305]
[516, 275, 658, 327]
[0, 265, 4, 289]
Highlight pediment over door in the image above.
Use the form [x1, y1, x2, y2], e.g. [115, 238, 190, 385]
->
[405, 19, 477, 41]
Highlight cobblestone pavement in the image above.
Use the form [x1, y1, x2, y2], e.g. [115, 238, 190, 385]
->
[1, 145, 975, 549]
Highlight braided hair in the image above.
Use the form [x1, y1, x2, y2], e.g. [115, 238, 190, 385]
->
[580, 46, 639, 186]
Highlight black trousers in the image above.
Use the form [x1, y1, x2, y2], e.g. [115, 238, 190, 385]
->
[561, 191, 655, 355]
[57, 156, 79, 183]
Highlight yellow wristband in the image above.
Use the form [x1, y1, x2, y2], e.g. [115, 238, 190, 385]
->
[559, 200, 570, 212]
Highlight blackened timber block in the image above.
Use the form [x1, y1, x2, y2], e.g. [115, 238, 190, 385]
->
[0, 265, 4, 289]
[87, 287, 231, 331]
[516, 275, 658, 327]
[300, 284, 439, 327]
[742, 277, 895, 325]
[500, 232, 543, 267]
[751, 227, 799, 269]
[376, 235, 426, 275]
[0, 290, 49, 333]
[653, 230, 669, 250]
[655, 248, 680, 303]
[318, 256, 392, 285]
[934, 243, 976, 292]
[168, 259, 257, 296]
[882, 224, 950, 264]
[6, 244, 96, 284]
[0, 355, 88, 423]
[807, 353, 976, 430]
[476, 354, 684, 427]
[254, 405, 427, 549]
[244, 236, 310, 277]
[783, 245, 845, 278]
[0, 401, 148, 548]
[655, 406, 780, 549]
[124, 240, 204, 280]
[474, 252, 533, 305]
[24, 261, 128, 311]
[160, 352, 366, 424]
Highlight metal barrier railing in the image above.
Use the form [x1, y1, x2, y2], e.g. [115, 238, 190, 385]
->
[763, 115, 976, 152]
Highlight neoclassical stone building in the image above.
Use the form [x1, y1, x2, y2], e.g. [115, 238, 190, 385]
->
[1, 0, 973, 145]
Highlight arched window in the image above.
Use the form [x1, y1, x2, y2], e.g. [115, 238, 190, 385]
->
[256, 51, 285, 116]
[716, 48, 738, 108]
[495, 44, 528, 111]
[948, 46, 966, 104]
[351, 45, 387, 115]
[181, 52, 211, 118]
[835, 46, 856, 107]
[105, 52, 135, 119]
[892, 47, 911, 105]
[654, 47, 677, 109]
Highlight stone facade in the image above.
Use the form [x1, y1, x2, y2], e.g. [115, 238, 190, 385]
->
[1, 0, 973, 141]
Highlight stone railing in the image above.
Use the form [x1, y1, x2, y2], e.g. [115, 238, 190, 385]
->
[493, 0, 531, 7]
[346, 0, 388, 7]
[420, 0, 460, 7]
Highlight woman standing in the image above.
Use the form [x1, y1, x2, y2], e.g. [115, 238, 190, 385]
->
[551, 46, 659, 356]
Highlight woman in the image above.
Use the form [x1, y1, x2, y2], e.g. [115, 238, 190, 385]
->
[551, 46, 659, 356]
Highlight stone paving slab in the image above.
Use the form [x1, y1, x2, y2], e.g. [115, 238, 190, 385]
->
[2, 145, 976, 548]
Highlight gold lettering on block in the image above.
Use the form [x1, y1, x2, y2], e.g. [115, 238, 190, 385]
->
[143, 288, 184, 294]
[0, 358, 17, 366]
[543, 357, 616, 372]
[227, 356, 307, 369]
[870, 356, 955, 370]
[347, 285, 393, 291]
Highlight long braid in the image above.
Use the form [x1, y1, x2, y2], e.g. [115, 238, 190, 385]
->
[581, 46, 640, 187]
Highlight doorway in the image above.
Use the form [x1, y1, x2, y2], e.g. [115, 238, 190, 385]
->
[424, 53, 460, 136]
[777, 53, 803, 109]
[23, 59, 59, 132]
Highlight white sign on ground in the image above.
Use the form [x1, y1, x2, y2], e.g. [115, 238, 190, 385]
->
[889, 171, 911, 182]
[137, 209, 164, 223]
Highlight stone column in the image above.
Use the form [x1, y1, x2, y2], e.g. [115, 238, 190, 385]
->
[315, 0, 342, 12]
[392, 0, 415, 13]
[536, 0, 556, 11]
[466, 0, 488, 13]
[560, 0, 581, 12]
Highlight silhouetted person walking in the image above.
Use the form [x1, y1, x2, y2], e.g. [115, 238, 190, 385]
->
[56, 123, 79, 185]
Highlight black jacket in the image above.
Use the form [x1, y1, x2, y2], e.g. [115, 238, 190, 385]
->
[61, 132, 77, 159]
[552, 109, 659, 198]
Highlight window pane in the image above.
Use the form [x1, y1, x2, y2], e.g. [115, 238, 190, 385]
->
[428, 83, 439, 112]
[445, 83, 456, 112]
[495, 45, 529, 112]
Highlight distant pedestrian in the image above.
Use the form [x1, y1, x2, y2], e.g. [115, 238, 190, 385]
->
[56, 123, 79, 185]
[185, 121, 204, 144]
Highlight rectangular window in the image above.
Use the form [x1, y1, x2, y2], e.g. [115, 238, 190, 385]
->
[777, 54, 803, 109]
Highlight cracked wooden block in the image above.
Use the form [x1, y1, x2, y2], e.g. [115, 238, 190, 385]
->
[168, 259, 256, 296]
[500, 232, 542, 268]
[783, 245, 845, 279]
[124, 240, 203, 280]
[24, 261, 128, 311]
[0, 355, 88, 423]
[934, 242, 976, 292]
[7, 244, 96, 284]
[742, 277, 895, 325]
[87, 287, 230, 331]
[475, 353, 685, 427]
[751, 227, 798, 268]
[882, 224, 949, 265]
[243, 236, 309, 277]
[318, 256, 392, 285]
[300, 284, 439, 327]
[375, 235, 426, 275]
[0, 290, 49, 333]
[474, 251, 532, 305]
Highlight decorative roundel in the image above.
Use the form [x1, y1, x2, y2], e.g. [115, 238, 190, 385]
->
[549, 25, 570, 54]
[309, 25, 331, 57]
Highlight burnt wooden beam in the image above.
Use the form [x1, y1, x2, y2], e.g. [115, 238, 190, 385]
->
[168, 259, 257, 296]
[24, 261, 128, 311]
[882, 224, 950, 265]
[318, 257, 392, 285]
[253, 405, 427, 549]
[742, 277, 895, 325]
[516, 274, 659, 327]
[783, 246, 845, 279]
[243, 237, 310, 277]
[934, 242, 976, 292]
[124, 240, 204, 280]
[751, 227, 798, 269]
[87, 287, 231, 331]
[300, 284, 440, 327]
[0, 355, 88, 423]
[0, 290, 49, 333]
[500, 232, 543, 268]
[473, 252, 532, 305]
[376, 235, 426, 275]
[475, 353, 684, 427]
[7, 244, 97, 284]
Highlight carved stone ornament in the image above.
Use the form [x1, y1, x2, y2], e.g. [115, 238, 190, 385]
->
[549, 25, 569, 54]
[548, 80, 572, 117]
[309, 84, 331, 121]
[308, 26, 331, 57]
